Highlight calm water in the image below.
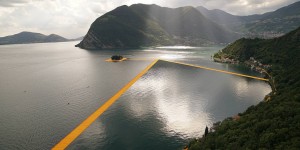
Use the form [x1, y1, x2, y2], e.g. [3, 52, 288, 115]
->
[0, 42, 270, 149]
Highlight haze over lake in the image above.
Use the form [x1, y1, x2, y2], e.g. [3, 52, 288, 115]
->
[0, 42, 270, 149]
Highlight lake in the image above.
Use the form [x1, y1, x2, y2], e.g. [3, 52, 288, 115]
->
[0, 42, 271, 149]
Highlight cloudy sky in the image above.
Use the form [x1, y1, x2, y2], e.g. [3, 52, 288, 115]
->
[0, 0, 298, 38]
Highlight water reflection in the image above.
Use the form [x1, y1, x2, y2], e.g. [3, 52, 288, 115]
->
[69, 60, 271, 150]
[127, 69, 212, 138]
[234, 78, 249, 99]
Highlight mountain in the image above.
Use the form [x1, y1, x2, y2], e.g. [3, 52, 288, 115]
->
[242, 1, 300, 35]
[196, 6, 265, 32]
[196, 6, 242, 27]
[189, 27, 300, 149]
[0, 32, 69, 45]
[197, 1, 300, 38]
[73, 36, 84, 41]
[76, 4, 239, 49]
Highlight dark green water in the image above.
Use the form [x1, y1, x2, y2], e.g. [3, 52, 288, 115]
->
[0, 42, 270, 149]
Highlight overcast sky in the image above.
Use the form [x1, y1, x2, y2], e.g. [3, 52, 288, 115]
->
[0, 0, 299, 38]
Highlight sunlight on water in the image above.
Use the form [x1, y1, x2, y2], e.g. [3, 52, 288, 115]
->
[159, 54, 186, 60]
[128, 71, 212, 138]
[156, 46, 200, 49]
[144, 49, 196, 54]
[234, 78, 250, 98]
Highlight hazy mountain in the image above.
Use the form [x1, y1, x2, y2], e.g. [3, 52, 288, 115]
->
[131, 4, 239, 44]
[242, 1, 300, 35]
[76, 4, 239, 49]
[73, 36, 84, 41]
[196, 6, 242, 27]
[0, 32, 69, 45]
[197, 1, 300, 38]
[196, 6, 264, 30]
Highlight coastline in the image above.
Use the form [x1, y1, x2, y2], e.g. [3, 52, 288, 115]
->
[213, 55, 276, 96]
[189, 27, 300, 149]
[185, 55, 276, 149]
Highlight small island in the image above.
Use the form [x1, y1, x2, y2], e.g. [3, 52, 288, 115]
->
[105, 55, 127, 62]
[111, 55, 123, 60]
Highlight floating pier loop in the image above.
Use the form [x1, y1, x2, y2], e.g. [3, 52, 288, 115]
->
[52, 59, 267, 149]
[52, 59, 159, 150]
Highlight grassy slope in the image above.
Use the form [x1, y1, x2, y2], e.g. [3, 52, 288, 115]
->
[189, 27, 300, 149]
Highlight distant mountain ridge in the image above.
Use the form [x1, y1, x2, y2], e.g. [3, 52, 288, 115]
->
[196, 6, 241, 27]
[243, 1, 300, 35]
[76, 4, 239, 49]
[197, 1, 300, 38]
[0, 32, 70, 45]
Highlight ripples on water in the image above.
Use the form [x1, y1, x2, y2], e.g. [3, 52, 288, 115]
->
[0, 42, 271, 150]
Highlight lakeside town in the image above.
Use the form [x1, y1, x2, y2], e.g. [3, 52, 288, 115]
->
[213, 55, 271, 74]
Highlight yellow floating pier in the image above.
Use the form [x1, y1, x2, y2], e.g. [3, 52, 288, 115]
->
[161, 59, 268, 81]
[52, 60, 159, 150]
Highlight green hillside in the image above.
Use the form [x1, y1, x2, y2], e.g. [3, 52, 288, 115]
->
[130, 4, 237, 44]
[76, 4, 239, 49]
[189, 27, 300, 149]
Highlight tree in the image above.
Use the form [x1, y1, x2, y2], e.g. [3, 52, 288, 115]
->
[205, 126, 209, 137]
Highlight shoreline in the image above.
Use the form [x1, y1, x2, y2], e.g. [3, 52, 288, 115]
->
[185, 56, 276, 149]
[213, 56, 276, 95]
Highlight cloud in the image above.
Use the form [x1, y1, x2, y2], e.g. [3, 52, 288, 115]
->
[0, 0, 102, 38]
[197, 0, 300, 15]
[0, 0, 30, 7]
[0, 0, 298, 38]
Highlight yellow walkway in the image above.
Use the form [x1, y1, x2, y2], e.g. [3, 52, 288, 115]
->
[52, 59, 267, 149]
[161, 60, 268, 81]
[52, 59, 159, 150]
